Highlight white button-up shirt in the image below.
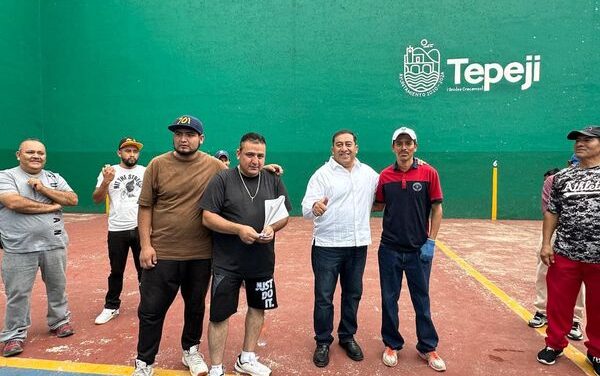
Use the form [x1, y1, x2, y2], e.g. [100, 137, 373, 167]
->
[301, 157, 379, 247]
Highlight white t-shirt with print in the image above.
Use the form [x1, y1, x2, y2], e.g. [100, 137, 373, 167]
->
[96, 164, 146, 231]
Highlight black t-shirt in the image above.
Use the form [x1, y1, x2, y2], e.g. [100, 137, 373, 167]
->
[199, 168, 292, 278]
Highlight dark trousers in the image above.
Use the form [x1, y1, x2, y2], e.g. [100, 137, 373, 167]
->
[378, 244, 438, 353]
[312, 244, 367, 345]
[136, 259, 211, 365]
[105, 228, 142, 309]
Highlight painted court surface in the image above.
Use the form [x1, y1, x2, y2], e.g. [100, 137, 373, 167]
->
[0, 215, 595, 375]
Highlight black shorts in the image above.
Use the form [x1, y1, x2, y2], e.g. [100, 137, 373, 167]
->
[210, 272, 278, 322]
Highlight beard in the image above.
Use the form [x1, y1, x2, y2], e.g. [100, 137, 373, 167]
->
[174, 145, 199, 156]
[122, 156, 138, 167]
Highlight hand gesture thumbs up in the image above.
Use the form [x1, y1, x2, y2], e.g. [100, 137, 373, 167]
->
[312, 197, 329, 217]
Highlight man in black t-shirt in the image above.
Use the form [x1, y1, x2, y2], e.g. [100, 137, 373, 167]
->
[200, 132, 291, 376]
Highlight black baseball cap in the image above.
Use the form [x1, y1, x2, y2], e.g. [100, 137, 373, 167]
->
[567, 126, 600, 140]
[168, 115, 204, 134]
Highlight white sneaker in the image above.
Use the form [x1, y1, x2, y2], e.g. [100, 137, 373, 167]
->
[382, 346, 398, 367]
[95, 308, 119, 325]
[132, 359, 154, 376]
[208, 366, 224, 376]
[182, 345, 208, 376]
[418, 350, 447, 372]
[234, 354, 271, 376]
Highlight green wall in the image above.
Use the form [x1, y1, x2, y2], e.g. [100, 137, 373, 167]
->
[2, 1, 599, 218]
[0, 0, 42, 159]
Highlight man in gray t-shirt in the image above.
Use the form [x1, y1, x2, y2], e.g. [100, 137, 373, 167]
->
[0, 139, 78, 357]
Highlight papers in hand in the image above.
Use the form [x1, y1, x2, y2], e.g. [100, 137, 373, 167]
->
[263, 195, 289, 227]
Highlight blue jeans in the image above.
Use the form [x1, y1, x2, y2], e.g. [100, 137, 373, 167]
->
[0, 248, 70, 342]
[311, 245, 367, 345]
[378, 244, 438, 353]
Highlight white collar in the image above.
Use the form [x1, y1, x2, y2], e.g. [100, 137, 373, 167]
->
[327, 156, 361, 171]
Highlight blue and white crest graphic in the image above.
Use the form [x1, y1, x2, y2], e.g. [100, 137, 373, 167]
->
[399, 39, 444, 96]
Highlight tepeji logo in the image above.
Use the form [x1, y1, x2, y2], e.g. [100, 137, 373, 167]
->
[447, 55, 541, 92]
[399, 39, 445, 97]
[399, 38, 542, 96]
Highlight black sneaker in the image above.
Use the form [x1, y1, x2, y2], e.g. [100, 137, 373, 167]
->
[537, 346, 563, 365]
[528, 312, 547, 328]
[587, 353, 600, 376]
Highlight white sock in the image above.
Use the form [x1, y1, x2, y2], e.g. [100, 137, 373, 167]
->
[240, 351, 255, 363]
[209, 364, 223, 375]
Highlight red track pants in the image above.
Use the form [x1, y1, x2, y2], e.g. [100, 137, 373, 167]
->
[546, 254, 600, 356]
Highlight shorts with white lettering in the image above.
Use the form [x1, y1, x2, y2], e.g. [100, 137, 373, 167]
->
[209, 272, 278, 322]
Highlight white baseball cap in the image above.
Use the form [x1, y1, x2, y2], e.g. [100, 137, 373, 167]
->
[392, 127, 417, 142]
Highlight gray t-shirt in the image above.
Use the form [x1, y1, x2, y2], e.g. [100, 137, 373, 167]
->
[0, 166, 72, 253]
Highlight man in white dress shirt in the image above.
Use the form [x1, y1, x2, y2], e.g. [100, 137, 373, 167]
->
[301, 130, 379, 368]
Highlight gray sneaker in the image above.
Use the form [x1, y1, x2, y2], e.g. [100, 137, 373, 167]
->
[528, 312, 547, 328]
[132, 359, 154, 376]
[567, 321, 583, 341]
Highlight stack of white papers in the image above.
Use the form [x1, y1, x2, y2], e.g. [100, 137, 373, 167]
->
[263, 195, 289, 227]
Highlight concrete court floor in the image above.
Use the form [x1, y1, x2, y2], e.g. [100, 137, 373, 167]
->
[0, 215, 596, 376]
